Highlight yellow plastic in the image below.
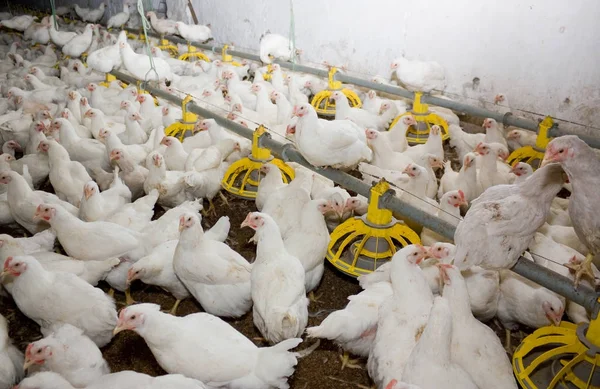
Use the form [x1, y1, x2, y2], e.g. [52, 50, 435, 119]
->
[99, 73, 128, 89]
[221, 126, 295, 199]
[263, 64, 274, 81]
[507, 116, 553, 169]
[156, 38, 179, 58]
[326, 179, 420, 277]
[126, 31, 138, 40]
[388, 92, 450, 145]
[221, 45, 242, 67]
[310, 67, 362, 116]
[513, 308, 600, 389]
[164, 95, 198, 141]
[178, 43, 211, 62]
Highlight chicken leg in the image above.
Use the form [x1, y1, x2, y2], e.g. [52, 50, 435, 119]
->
[218, 191, 230, 208]
[125, 287, 136, 306]
[564, 253, 597, 288]
[169, 299, 182, 315]
[339, 351, 362, 370]
[202, 198, 217, 217]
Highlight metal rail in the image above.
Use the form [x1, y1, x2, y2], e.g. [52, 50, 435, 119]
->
[111, 69, 600, 314]
[123, 27, 600, 149]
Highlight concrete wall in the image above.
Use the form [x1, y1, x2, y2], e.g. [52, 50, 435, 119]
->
[184, 0, 600, 132]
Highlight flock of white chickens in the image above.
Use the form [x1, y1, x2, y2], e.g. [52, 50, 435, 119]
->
[0, 4, 598, 389]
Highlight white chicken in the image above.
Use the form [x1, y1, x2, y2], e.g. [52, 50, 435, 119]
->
[0, 170, 78, 235]
[283, 199, 332, 295]
[107, 4, 130, 29]
[401, 297, 478, 389]
[38, 139, 92, 207]
[440, 265, 517, 389]
[241, 212, 309, 344]
[367, 245, 432, 388]
[120, 40, 172, 82]
[175, 21, 212, 42]
[454, 163, 566, 271]
[23, 323, 110, 387]
[390, 56, 446, 92]
[114, 303, 302, 388]
[174, 212, 252, 318]
[259, 32, 298, 64]
[0, 313, 23, 389]
[62, 24, 94, 58]
[2, 255, 117, 347]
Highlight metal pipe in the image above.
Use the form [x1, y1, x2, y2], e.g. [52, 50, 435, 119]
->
[128, 27, 600, 148]
[109, 69, 600, 313]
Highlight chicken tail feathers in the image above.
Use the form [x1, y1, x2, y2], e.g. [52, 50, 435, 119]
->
[254, 337, 302, 388]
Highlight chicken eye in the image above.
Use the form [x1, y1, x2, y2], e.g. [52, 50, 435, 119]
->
[558, 149, 564, 154]
[437, 247, 442, 251]
[37, 349, 42, 354]
[550, 307, 555, 312]
[130, 315, 136, 320]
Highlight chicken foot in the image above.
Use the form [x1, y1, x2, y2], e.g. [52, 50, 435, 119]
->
[327, 376, 373, 389]
[564, 253, 597, 288]
[202, 198, 218, 217]
[339, 351, 362, 370]
[308, 291, 323, 303]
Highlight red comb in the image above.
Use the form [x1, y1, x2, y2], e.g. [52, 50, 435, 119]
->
[458, 190, 465, 200]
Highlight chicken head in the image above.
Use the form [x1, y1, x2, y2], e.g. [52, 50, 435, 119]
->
[178, 212, 198, 232]
[1, 256, 27, 277]
[427, 242, 456, 261]
[0, 170, 12, 185]
[511, 162, 533, 177]
[83, 181, 99, 200]
[404, 244, 429, 265]
[37, 141, 50, 153]
[445, 190, 467, 208]
[291, 104, 309, 118]
[109, 149, 122, 161]
[542, 299, 564, 326]
[541, 135, 581, 166]
[34, 204, 56, 222]
[23, 342, 52, 370]
[114, 306, 145, 335]
[482, 118, 497, 129]
[240, 212, 265, 230]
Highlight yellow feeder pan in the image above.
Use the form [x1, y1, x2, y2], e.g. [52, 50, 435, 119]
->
[310, 66, 361, 117]
[99, 73, 128, 89]
[126, 31, 139, 40]
[156, 38, 178, 57]
[507, 116, 553, 170]
[513, 312, 600, 389]
[262, 64, 274, 81]
[178, 43, 210, 62]
[221, 44, 242, 67]
[164, 95, 198, 142]
[326, 179, 421, 278]
[221, 125, 295, 199]
[388, 92, 450, 145]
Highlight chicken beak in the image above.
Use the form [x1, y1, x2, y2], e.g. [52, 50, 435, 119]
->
[240, 214, 253, 229]
[540, 153, 554, 168]
[84, 187, 93, 200]
[113, 324, 125, 336]
[23, 358, 36, 371]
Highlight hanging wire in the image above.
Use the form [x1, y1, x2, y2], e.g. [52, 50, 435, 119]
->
[288, 0, 296, 65]
[49, 0, 58, 30]
[136, 0, 159, 88]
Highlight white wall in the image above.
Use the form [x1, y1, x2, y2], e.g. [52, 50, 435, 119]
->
[187, 0, 600, 133]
